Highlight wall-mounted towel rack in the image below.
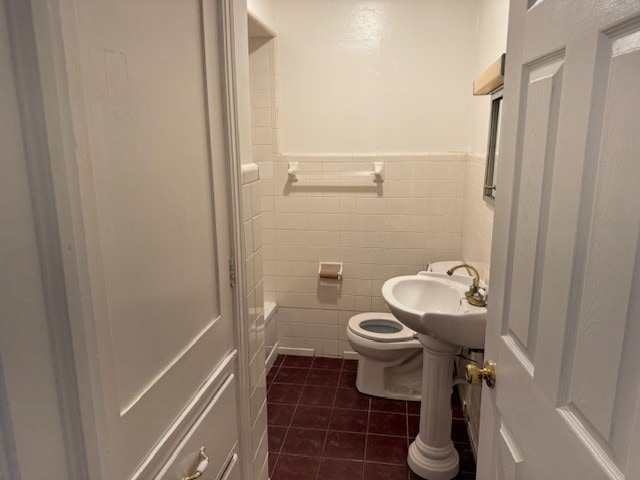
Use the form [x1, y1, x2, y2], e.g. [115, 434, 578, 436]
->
[287, 161, 384, 183]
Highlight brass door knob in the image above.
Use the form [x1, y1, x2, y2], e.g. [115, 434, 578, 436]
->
[465, 361, 496, 388]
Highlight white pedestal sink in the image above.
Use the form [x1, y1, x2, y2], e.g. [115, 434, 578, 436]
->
[382, 272, 487, 480]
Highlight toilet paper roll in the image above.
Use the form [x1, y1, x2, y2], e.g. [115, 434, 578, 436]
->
[319, 271, 340, 279]
[318, 262, 343, 280]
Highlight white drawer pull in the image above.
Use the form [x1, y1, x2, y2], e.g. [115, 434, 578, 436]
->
[181, 447, 209, 480]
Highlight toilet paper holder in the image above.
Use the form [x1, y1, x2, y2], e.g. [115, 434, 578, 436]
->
[318, 262, 343, 280]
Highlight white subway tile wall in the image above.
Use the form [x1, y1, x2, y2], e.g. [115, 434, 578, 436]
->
[242, 170, 268, 480]
[261, 153, 467, 356]
[246, 36, 276, 480]
[461, 153, 494, 280]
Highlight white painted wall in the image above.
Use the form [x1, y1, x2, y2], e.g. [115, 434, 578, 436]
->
[462, 0, 509, 281]
[469, 0, 510, 154]
[234, 0, 255, 166]
[248, 0, 276, 31]
[276, 0, 478, 153]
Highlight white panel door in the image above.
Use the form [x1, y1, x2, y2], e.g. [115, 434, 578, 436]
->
[60, 1, 238, 478]
[478, 1, 640, 479]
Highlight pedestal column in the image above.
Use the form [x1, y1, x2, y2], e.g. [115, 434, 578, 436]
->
[407, 334, 459, 480]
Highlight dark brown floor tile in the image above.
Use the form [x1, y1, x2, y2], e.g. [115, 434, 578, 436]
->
[267, 404, 296, 427]
[268, 383, 304, 405]
[323, 431, 367, 460]
[312, 356, 344, 370]
[267, 367, 278, 385]
[407, 401, 421, 415]
[455, 444, 476, 473]
[268, 426, 287, 452]
[343, 359, 359, 371]
[333, 387, 371, 410]
[365, 435, 408, 465]
[291, 405, 332, 430]
[283, 355, 314, 368]
[306, 368, 341, 387]
[409, 467, 475, 479]
[452, 389, 461, 403]
[370, 397, 407, 414]
[274, 355, 285, 366]
[265, 356, 477, 479]
[272, 454, 320, 480]
[408, 415, 420, 438]
[339, 370, 358, 388]
[299, 385, 337, 407]
[363, 462, 409, 480]
[268, 453, 278, 475]
[317, 458, 364, 480]
[281, 428, 326, 456]
[368, 411, 407, 437]
[452, 403, 465, 420]
[451, 419, 469, 443]
[274, 367, 309, 384]
[454, 472, 476, 479]
[329, 408, 368, 433]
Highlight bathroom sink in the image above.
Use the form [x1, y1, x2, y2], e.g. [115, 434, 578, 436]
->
[382, 272, 487, 348]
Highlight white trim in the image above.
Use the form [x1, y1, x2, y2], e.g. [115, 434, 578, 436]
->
[342, 351, 360, 360]
[3, 0, 94, 477]
[247, 9, 277, 39]
[265, 342, 280, 372]
[264, 301, 277, 320]
[241, 162, 260, 184]
[0, 359, 19, 477]
[219, 1, 254, 478]
[277, 347, 315, 357]
[264, 302, 278, 371]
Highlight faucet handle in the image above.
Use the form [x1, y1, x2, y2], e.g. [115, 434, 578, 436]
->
[478, 286, 488, 303]
[465, 287, 488, 307]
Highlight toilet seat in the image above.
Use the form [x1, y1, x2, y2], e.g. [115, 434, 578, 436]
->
[348, 313, 415, 343]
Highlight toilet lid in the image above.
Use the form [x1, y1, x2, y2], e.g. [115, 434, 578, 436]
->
[348, 313, 416, 342]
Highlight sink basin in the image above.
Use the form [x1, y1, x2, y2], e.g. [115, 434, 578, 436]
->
[382, 272, 487, 348]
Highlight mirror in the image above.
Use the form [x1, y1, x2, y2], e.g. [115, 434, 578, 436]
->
[483, 89, 502, 200]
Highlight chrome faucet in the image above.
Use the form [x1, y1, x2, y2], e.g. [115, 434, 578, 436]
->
[446, 264, 487, 307]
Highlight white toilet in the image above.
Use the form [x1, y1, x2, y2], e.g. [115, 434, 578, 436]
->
[347, 312, 423, 401]
[347, 261, 471, 402]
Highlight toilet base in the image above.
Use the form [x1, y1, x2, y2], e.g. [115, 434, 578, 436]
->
[354, 352, 422, 402]
[346, 312, 423, 402]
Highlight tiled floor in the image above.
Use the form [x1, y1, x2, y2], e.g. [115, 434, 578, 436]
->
[267, 355, 476, 480]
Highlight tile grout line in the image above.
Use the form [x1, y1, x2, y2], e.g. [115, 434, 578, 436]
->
[268, 357, 476, 479]
[363, 388, 372, 469]
[266, 361, 281, 477]
[275, 359, 338, 479]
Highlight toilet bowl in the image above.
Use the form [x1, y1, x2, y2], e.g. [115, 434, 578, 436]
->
[347, 312, 423, 401]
